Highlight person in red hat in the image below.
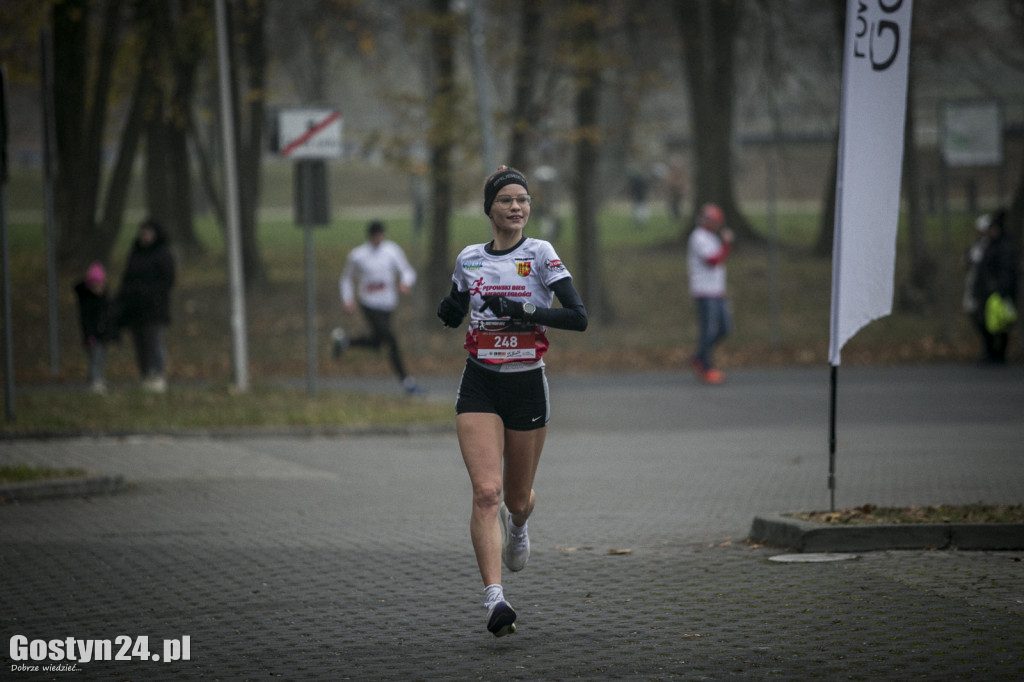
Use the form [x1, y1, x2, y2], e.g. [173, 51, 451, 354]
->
[686, 203, 734, 384]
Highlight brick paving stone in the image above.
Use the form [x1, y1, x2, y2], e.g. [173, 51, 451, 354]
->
[1, 367, 1022, 680]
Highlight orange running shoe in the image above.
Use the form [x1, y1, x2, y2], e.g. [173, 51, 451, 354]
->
[701, 368, 725, 385]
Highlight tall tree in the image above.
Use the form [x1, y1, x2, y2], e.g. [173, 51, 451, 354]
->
[46, 0, 203, 272]
[233, 0, 269, 287]
[166, 0, 270, 286]
[568, 0, 610, 323]
[424, 0, 460, 305]
[95, 9, 156, 259]
[813, 0, 845, 258]
[141, 0, 204, 257]
[675, 0, 757, 242]
[51, 0, 142, 272]
[1004, 0, 1024, 244]
[508, 0, 546, 171]
[897, 68, 935, 311]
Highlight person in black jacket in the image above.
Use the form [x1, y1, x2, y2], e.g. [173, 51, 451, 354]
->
[971, 209, 1018, 364]
[117, 218, 176, 391]
[73, 261, 117, 393]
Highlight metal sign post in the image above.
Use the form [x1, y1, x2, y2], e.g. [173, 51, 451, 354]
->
[278, 109, 342, 396]
[40, 30, 60, 378]
[215, 0, 250, 393]
[1, 64, 13, 422]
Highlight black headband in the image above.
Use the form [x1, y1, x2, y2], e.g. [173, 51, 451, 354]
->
[483, 169, 529, 216]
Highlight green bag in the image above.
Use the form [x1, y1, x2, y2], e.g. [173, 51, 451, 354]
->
[985, 293, 1017, 334]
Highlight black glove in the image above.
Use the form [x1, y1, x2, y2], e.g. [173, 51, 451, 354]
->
[437, 295, 467, 328]
[481, 295, 524, 320]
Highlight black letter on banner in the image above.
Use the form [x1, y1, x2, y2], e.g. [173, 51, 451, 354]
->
[871, 20, 899, 71]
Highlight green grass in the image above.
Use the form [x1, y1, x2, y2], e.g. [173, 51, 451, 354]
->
[0, 464, 88, 483]
[2, 384, 450, 435]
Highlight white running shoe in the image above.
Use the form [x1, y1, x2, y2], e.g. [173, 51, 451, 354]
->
[499, 502, 530, 572]
[403, 376, 426, 396]
[142, 375, 167, 393]
[330, 327, 349, 359]
[486, 599, 517, 637]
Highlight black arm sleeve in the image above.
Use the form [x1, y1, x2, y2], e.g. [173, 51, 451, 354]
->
[447, 283, 471, 310]
[437, 283, 471, 327]
[532, 277, 588, 332]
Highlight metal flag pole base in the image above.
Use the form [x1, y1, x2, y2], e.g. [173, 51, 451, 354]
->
[828, 364, 838, 512]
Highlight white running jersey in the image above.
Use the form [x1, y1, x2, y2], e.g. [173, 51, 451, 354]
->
[340, 240, 416, 311]
[451, 237, 571, 371]
[687, 226, 728, 297]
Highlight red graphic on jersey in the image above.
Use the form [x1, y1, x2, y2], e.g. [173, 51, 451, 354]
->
[516, 260, 532, 277]
[470, 277, 485, 297]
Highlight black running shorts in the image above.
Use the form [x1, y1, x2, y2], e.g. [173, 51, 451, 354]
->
[455, 358, 550, 431]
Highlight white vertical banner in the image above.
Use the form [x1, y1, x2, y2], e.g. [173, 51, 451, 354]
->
[829, 0, 914, 366]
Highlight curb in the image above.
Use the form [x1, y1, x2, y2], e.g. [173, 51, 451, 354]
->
[749, 513, 1024, 552]
[0, 475, 126, 504]
[0, 423, 454, 442]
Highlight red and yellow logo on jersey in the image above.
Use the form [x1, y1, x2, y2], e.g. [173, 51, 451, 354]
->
[515, 260, 532, 277]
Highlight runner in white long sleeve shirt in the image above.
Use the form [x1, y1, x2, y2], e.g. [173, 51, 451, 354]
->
[333, 221, 422, 394]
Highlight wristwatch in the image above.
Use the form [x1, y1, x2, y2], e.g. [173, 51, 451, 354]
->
[522, 301, 536, 322]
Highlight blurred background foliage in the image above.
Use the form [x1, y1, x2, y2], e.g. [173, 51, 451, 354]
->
[1, 0, 1022, 400]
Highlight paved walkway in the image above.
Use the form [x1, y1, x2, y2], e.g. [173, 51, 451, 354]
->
[2, 366, 1023, 679]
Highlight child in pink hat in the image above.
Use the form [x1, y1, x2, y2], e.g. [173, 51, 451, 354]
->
[73, 262, 116, 393]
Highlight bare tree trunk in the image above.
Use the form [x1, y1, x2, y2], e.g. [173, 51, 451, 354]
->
[571, 0, 610, 324]
[52, 0, 124, 271]
[814, 143, 838, 257]
[165, 104, 200, 257]
[133, 0, 204, 257]
[1011, 147, 1024, 243]
[51, 0, 89, 266]
[675, 0, 758, 244]
[1006, 0, 1024, 335]
[162, 0, 204, 257]
[426, 0, 458, 307]
[814, 0, 846, 258]
[235, 0, 269, 287]
[1009, 3, 1024, 242]
[187, 105, 227, 231]
[508, 0, 544, 171]
[145, 82, 173, 229]
[95, 35, 152, 260]
[1009, 145, 1024, 328]
[897, 74, 936, 312]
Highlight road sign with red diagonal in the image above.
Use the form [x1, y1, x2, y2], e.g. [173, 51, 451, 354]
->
[278, 109, 343, 159]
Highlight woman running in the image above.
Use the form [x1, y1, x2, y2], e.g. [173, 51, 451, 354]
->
[437, 166, 588, 637]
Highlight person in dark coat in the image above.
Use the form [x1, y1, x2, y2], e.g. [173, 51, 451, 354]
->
[117, 218, 176, 391]
[971, 209, 1018, 365]
[73, 261, 117, 393]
